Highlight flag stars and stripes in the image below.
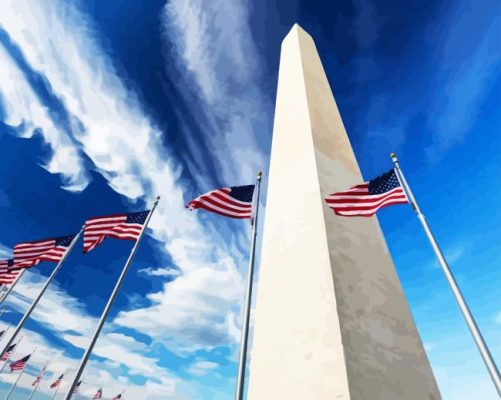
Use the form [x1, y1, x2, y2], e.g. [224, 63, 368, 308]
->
[325, 169, 408, 217]
[83, 211, 150, 253]
[9, 354, 30, 371]
[1, 343, 17, 361]
[50, 373, 64, 388]
[13, 235, 75, 269]
[186, 185, 255, 219]
[32, 366, 46, 386]
[0, 259, 19, 284]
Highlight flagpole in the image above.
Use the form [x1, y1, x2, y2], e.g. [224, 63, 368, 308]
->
[0, 229, 82, 358]
[390, 152, 501, 396]
[50, 370, 65, 400]
[0, 335, 23, 374]
[27, 365, 46, 400]
[235, 172, 262, 400]
[5, 346, 36, 400]
[0, 269, 25, 305]
[64, 197, 161, 400]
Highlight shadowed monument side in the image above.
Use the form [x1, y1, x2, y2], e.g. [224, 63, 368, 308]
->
[247, 24, 441, 400]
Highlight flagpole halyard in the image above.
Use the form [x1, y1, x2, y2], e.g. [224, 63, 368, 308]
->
[0, 229, 83, 359]
[390, 152, 501, 396]
[64, 197, 161, 400]
[235, 171, 262, 400]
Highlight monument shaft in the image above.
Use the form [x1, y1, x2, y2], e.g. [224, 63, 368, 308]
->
[247, 25, 440, 400]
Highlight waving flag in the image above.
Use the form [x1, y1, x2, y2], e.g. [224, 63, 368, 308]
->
[83, 211, 150, 253]
[73, 380, 82, 394]
[186, 185, 255, 219]
[13, 235, 75, 269]
[0, 259, 19, 284]
[92, 388, 103, 399]
[325, 169, 408, 217]
[9, 353, 30, 371]
[1, 343, 17, 360]
[32, 366, 46, 386]
[50, 373, 64, 389]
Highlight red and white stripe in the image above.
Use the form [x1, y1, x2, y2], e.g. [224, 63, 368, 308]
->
[0, 261, 19, 284]
[187, 188, 252, 219]
[325, 184, 408, 217]
[13, 239, 65, 268]
[32, 366, 46, 386]
[83, 215, 143, 253]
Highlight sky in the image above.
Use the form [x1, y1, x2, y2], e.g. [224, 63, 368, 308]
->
[0, 0, 499, 399]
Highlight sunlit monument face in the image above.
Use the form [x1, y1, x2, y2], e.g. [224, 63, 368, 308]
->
[247, 25, 441, 400]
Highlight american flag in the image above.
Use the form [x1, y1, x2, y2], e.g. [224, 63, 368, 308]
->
[50, 373, 64, 388]
[325, 169, 408, 217]
[112, 393, 122, 400]
[13, 235, 75, 269]
[92, 388, 103, 399]
[9, 353, 30, 371]
[186, 185, 255, 219]
[0, 259, 19, 284]
[83, 211, 150, 253]
[32, 366, 46, 386]
[1, 343, 17, 361]
[73, 380, 82, 394]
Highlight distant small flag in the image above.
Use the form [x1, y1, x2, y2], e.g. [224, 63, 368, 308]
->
[83, 211, 149, 253]
[50, 373, 64, 389]
[73, 380, 82, 394]
[0, 259, 19, 284]
[186, 185, 255, 219]
[9, 353, 30, 372]
[112, 393, 122, 400]
[32, 366, 46, 386]
[1, 343, 17, 360]
[13, 235, 75, 269]
[325, 169, 408, 217]
[92, 388, 103, 399]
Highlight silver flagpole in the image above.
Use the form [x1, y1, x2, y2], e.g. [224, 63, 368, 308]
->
[0, 335, 24, 374]
[5, 346, 36, 400]
[235, 172, 262, 400]
[64, 197, 161, 400]
[27, 365, 46, 400]
[0, 269, 26, 305]
[390, 153, 501, 396]
[0, 229, 82, 358]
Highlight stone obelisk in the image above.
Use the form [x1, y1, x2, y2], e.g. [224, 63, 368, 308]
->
[247, 25, 440, 400]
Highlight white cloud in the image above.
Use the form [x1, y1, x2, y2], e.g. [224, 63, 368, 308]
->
[0, 0, 247, 353]
[187, 360, 219, 376]
[162, 0, 270, 185]
[0, 0, 266, 397]
[0, 44, 89, 191]
[138, 267, 181, 278]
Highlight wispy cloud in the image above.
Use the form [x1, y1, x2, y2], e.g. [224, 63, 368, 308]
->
[162, 0, 270, 186]
[0, 0, 261, 396]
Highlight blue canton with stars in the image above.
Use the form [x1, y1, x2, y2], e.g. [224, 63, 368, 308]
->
[368, 169, 402, 195]
[229, 185, 255, 203]
[126, 211, 150, 224]
[55, 235, 77, 247]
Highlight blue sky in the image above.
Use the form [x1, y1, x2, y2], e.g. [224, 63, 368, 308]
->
[0, 0, 499, 399]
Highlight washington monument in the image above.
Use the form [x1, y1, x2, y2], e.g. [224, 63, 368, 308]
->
[247, 25, 441, 399]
